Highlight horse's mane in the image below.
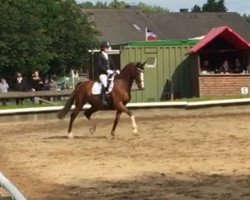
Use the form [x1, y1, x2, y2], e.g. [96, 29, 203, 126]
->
[118, 62, 137, 78]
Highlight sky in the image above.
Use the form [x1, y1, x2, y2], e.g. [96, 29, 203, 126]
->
[76, 0, 250, 15]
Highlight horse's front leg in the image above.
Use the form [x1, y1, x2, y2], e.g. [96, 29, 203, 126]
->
[116, 102, 138, 135]
[111, 110, 122, 138]
[130, 114, 138, 134]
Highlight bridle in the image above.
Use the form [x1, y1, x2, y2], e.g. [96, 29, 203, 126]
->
[136, 67, 145, 89]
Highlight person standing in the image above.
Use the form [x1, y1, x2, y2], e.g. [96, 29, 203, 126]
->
[31, 71, 43, 91]
[31, 71, 44, 104]
[43, 79, 51, 101]
[13, 72, 28, 105]
[0, 78, 9, 106]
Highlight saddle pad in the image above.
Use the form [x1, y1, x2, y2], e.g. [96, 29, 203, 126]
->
[92, 82, 102, 95]
[91, 79, 115, 95]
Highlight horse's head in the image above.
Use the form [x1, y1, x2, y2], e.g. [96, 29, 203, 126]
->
[119, 61, 146, 90]
[134, 61, 146, 90]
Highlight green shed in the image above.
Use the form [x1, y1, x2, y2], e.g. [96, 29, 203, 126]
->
[120, 39, 199, 102]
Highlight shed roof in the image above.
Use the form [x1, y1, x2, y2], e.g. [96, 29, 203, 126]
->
[189, 26, 250, 54]
[83, 9, 250, 45]
[124, 39, 199, 47]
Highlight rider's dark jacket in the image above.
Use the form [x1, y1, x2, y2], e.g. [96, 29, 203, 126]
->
[95, 51, 116, 76]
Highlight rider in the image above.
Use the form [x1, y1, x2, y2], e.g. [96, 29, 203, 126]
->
[96, 41, 119, 106]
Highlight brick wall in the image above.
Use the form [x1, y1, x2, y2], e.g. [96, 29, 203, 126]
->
[199, 74, 250, 97]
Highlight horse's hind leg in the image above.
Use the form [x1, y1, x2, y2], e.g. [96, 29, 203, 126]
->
[111, 110, 122, 138]
[68, 97, 85, 138]
[68, 107, 82, 138]
[84, 107, 98, 135]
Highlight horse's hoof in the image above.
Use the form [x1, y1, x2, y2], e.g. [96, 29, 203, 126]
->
[68, 133, 74, 139]
[132, 129, 138, 135]
[109, 135, 115, 139]
[89, 125, 97, 135]
[110, 132, 115, 139]
[133, 129, 139, 136]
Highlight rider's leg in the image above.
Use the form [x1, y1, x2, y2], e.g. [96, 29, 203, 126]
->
[99, 74, 108, 89]
[99, 74, 108, 105]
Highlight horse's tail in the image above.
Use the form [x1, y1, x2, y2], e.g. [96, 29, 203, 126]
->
[57, 90, 76, 120]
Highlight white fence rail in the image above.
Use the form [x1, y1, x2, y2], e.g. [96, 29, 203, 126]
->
[1, 98, 250, 116]
[0, 172, 27, 200]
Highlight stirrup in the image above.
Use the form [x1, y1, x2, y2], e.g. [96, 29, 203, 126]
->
[101, 96, 108, 106]
[103, 101, 108, 106]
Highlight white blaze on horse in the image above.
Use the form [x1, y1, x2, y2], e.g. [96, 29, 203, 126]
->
[57, 61, 146, 138]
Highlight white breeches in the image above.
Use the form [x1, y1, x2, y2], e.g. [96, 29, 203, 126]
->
[99, 74, 108, 87]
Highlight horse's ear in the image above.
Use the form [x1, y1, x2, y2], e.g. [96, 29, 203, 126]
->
[135, 61, 146, 71]
[138, 61, 146, 70]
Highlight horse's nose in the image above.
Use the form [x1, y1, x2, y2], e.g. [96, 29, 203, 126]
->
[140, 73, 145, 89]
[141, 83, 145, 89]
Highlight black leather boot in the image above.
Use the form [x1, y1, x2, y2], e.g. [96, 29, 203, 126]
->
[100, 85, 108, 106]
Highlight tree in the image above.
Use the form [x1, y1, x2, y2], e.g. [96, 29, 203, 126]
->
[95, 1, 108, 8]
[242, 14, 250, 24]
[80, 1, 108, 9]
[0, 0, 99, 79]
[79, 1, 94, 8]
[202, 0, 227, 12]
[0, 0, 52, 78]
[45, 0, 99, 76]
[80, 0, 169, 13]
[191, 5, 201, 12]
[138, 2, 169, 13]
[109, 0, 127, 9]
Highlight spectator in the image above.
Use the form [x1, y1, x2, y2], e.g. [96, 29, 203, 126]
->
[13, 72, 28, 105]
[234, 58, 244, 73]
[200, 60, 210, 73]
[0, 78, 9, 106]
[31, 71, 43, 104]
[43, 79, 51, 91]
[31, 71, 43, 91]
[219, 60, 231, 74]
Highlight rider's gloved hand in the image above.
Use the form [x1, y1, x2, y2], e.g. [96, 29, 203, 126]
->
[107, 69, 114, 74]
[115, 70, 120, 74]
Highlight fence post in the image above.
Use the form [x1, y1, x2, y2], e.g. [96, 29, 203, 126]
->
[170, 80, 174, 101]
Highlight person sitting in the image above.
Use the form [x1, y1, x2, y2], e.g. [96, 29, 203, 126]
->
[219, 60, 231, 74]
[234, 58, 243, 73]
[200, 60, 210, 73]
[96, 41, 119, 106]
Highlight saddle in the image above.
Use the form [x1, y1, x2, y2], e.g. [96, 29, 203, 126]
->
[91, 74, 115, 95]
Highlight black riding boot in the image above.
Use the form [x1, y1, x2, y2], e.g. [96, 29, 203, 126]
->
[100, 85, 108, 106]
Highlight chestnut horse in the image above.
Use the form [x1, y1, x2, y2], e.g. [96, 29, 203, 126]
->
[57, 61, 146, 138]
